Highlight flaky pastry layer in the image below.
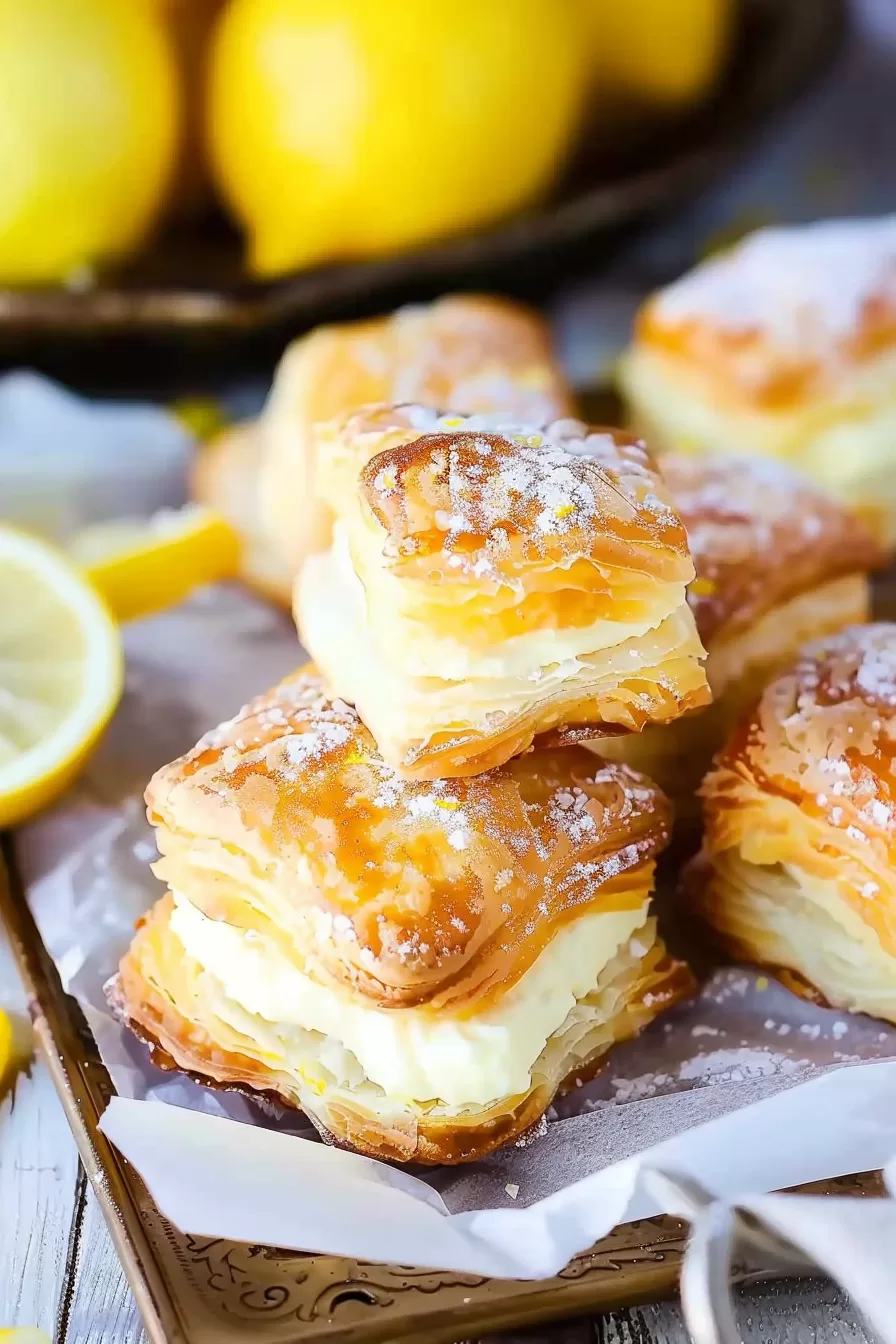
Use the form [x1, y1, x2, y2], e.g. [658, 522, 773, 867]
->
[257, 294, 574, 572]
[596, 575, 871, 812]
[142, 667, 673, 1011]
[297, 409, 708, 777]
[693, 623, 896, 1020]
[115, 895, 693, 1164]
[630, 217, 896, 408]
[659, 453, 884, 654]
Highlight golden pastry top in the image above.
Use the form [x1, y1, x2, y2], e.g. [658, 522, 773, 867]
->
[348, 410, 692, 585]
[636, 217, 896, 406]
[271, 293, 574, 430]
[661, 454, 886, 646]
[146, 667, 671, 1010]
[706, 623, 896, 856]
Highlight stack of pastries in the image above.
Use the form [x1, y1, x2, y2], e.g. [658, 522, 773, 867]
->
[116, 243, 896, 1166]
[117, 671, 693, 1162]
[114, 297, 719, 1164]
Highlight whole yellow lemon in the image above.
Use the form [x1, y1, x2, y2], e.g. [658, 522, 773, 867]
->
[207, 0, 589, 277]
[0, 0, 181, 285]
[582, 0, 733, 109]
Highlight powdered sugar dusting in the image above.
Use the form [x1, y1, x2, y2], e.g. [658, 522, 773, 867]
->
[736, 624, 896, 849]
[279, 721, 351, 772]
[654, 215, 896, 352]
[365, 295, 572, 425]
[660, 453, 882, 645]
[155, 667, 669, 984]
[360, 410, 682, 584]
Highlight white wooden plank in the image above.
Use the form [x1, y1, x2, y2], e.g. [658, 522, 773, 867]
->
[0, 917, 27, 1014]
[0, 921, 144, 1342]
[63, 1188, 146, 1344]
[594, 1280, 879, 1343]
[0, 1060, 81, 1333]
[0, 923, 79, 1334]
[475, 1280, 880, 1341]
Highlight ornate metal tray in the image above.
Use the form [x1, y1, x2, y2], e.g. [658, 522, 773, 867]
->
[0, 843, 883, 1343]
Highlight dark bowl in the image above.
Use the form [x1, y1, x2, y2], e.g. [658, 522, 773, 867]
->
[0, 0, 844, 385]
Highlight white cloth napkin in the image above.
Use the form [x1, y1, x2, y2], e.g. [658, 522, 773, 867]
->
[0, 371, 192, 539]
[647, 1161, 896, 1343]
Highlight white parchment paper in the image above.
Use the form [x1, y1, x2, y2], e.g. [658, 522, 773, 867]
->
[13, 584, 896, 1278]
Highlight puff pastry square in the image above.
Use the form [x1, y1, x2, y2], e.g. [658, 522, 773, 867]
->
[112, 668, 693, 1164]
[693, 623, 896, 1023]
[619, 216, 896, 542]
[296, 407, 710, 778]
[595, 453, 885, 809]
[257, 293, 574, 573]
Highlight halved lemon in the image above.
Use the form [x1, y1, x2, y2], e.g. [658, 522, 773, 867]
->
[0, 527, 123, 828]
[71, 504, 241, 623]
[0, 1332, 53, 1343]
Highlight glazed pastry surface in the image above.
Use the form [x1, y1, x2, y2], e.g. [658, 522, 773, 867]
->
[258, 294, 574, 572]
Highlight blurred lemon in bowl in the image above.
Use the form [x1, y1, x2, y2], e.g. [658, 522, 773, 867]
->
[0, 0, 182, 285]
[581, 0, 733, 109]
[206, 0, 589, 277]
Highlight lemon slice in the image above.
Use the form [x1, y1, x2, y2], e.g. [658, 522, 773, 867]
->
[71, 505, 241, 623]
[0, 1006, 31, 1088]
[0, 527, 123, 828]
[0, 1332, 53, 1343]
[0, 1009, 13, 1085]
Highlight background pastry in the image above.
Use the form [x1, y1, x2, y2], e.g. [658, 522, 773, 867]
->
[694, 623, 896, 1023]
[257, 293, 575, 576]
[113, 668, 693, 1165]
[192, 419, 293, 605]
[618, 216, 896, 543]
[595, 454, 885, 810]
[297, 408, 709, 779]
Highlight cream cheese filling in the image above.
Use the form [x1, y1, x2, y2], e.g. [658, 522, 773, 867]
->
[297, 536, 697, 748]
[169, 890, 650, 1107]
[298, 543, 597, 735]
